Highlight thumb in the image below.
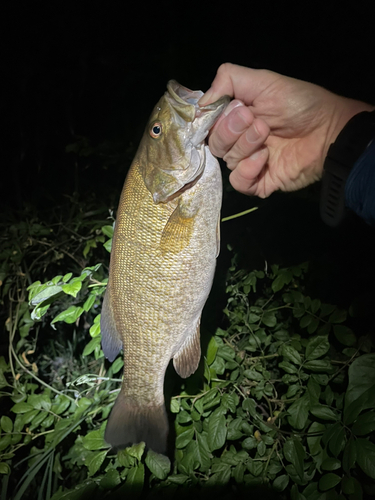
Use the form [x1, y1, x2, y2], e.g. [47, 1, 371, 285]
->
[199, 63, 268, 106]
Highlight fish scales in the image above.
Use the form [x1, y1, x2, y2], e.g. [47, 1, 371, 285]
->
[101, 81, 229, 453]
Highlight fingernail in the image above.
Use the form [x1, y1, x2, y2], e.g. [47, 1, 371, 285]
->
[228, 107, 250, 134]
[223, 99, 244, 116]
[198, 88, 213, 106]
[246, 123, 260, 143]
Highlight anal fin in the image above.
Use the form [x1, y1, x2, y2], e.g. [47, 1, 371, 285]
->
[173, 318, 201, 378]
[100, 284, 122, 362]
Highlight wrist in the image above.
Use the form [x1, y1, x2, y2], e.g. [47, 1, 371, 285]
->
[320, 107, 375, 226]
[324, 97, 375, 157]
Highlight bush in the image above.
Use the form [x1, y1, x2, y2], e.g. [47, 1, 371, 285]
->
[0, 207, 374, 500]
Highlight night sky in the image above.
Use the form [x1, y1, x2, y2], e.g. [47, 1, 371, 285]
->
[1, 1, 375, 308]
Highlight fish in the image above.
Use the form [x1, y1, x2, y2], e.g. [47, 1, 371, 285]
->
[100, 80, 229, 454]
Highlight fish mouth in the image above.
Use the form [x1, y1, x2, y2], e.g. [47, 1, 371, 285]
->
[167, 80, 229, 145]
[144, 81, 230, 205]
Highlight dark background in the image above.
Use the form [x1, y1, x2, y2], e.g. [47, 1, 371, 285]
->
[1, 1, 375, 310]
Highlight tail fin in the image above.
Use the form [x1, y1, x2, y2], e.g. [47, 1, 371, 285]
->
[104, 391, 169, 454]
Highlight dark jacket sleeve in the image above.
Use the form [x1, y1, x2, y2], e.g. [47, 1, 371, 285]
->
[345, 138, 375, 226]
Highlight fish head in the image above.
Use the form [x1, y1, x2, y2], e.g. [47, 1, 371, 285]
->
[139, 80, 229, 203]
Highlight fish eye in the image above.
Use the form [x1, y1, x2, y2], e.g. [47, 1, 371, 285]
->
[150, 122, 162, 139]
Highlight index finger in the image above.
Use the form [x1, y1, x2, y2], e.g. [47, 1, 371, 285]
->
[199, 63, 267, 106]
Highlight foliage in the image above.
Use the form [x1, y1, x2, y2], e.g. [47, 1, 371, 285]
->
[0, 208, 374, 499]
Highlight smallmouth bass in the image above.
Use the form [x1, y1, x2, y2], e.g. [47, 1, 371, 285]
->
[101, 80, 229, 453]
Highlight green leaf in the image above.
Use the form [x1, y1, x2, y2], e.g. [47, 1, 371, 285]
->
[195, 432, 212, 470]
[272, 269, 292, 292]
[329, 308, 347, 323]
[52, 395, 71, 415]
[145, 450, 170, 479]
[62, 273, 73, 283]
[280, 344, 301, 364]
[110, 357, 123, 374]
[307, 422, 325, 456]
[323, 423, 346, 457]
[102, 225, 114, 238]
[279, 361, 298, 374]
[307, 317, 319, 334]
[206, 468, 231, 486]
[333, 325, 356, 347]
[344, 353, 375, 425]
[126, 442, 145, 460]
[104, 239, 112, 252]
[29, 285, 63, 305]
[21, 409, 39, 426]
[307, 377, 321, 405]
[319, 473, 341, 491]
[100, 468, 121, 489]
[89, 321, 101, 338]
[0, 436, 11, 452]
[233, 463, 245, 484]
[342, 435, 356, 473]
[175, 427, 194, 449]
[206, 336, 218, 365]
[170, 399, 180, 413]
[87, 450, 108, 476]
[82, 429, 106, 450]
[29, 411, 48, 431]
[310, 405, 337, 421]
[321, 458, 341, 471]
[305, 335, 330, 360]
[304, 360, 332, 372]
[51, 306, 84, 324]
[244, 369, 264, 380]
[221, 393, 239, 413]
[1, 416, 13, 433]
[242, 437, 258, 450]
[28, 394, 51, 411]
[83, 336, 101, 356]
[246, 459, 263, 476]
[61, 281, 82, 298]
[242, 398, 257, 417]
[119, 463, 144, 498]
[0, 462, 10, 475]
[283, 437, 305, 481]
[300, 314, 312, 329]
[31, 303, 50, 320]
[83, 294, 96, 312]
[262, 311, 277, 327]
[287, 395, 310, 430]
[273, 474, 289, 491]
[207, 412, 227, 451]
[341, 475, 355, 495]
[352, 410, 375, 436]
[11, 402, 33, 414]
[117, 449, 135, 468]
[356, 438, 375, 479]
[257, 440, 266, 456]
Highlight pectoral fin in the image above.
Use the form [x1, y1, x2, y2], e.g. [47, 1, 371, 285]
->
[173, 318, 201, 378]
[160, 204, 195, 255]
[100, 284, 123, 362]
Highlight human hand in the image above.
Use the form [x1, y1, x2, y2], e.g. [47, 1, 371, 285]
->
[200, 63, 374, 197]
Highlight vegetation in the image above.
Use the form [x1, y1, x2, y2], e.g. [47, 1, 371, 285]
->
[0, 201, 374, 500]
